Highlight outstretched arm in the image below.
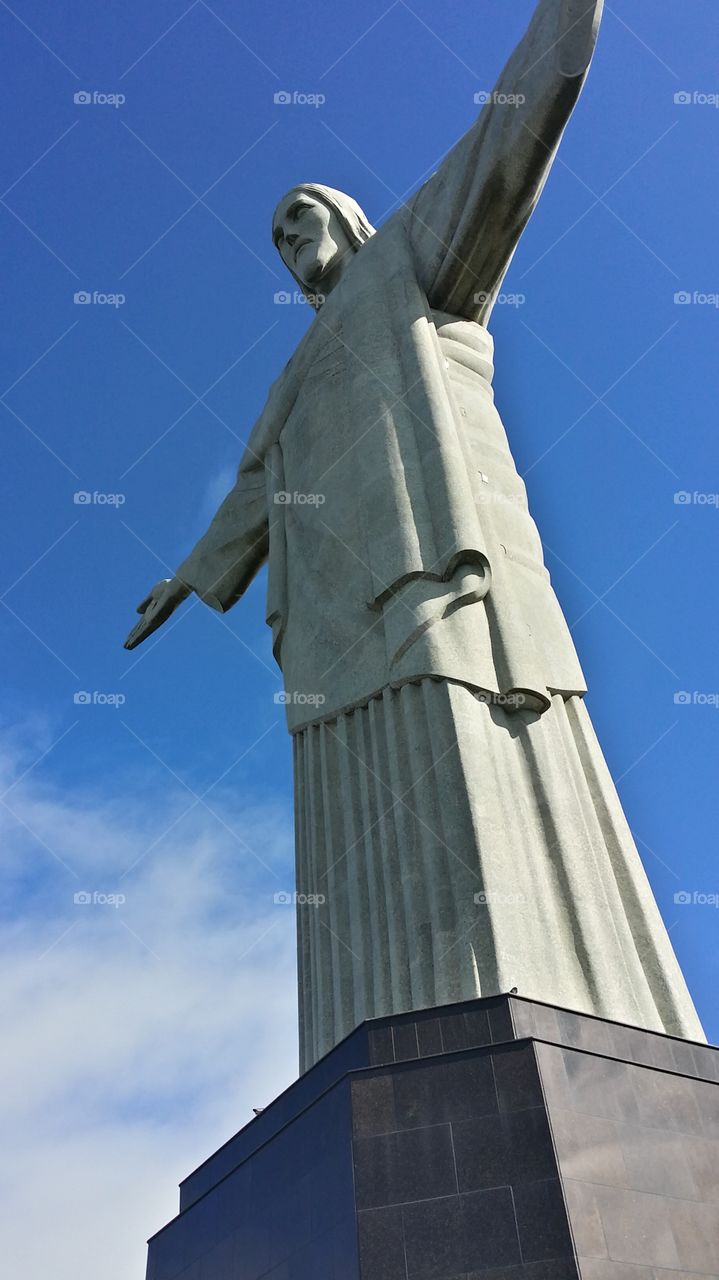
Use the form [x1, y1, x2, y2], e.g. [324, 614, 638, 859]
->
[174, 468, 269, 612]
[121, 342, 304, 651]
[408, 0, 604, 321]
[123, 464, 269, 649]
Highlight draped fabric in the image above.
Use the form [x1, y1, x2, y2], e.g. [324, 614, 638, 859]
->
[294, 680, 705, 1072]
[172, 0, 706, 1067]
[177, 0, 603, 732]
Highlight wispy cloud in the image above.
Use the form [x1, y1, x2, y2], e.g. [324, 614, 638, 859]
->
[0, 722, 297, 1280]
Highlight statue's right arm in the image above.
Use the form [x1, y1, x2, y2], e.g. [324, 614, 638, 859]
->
[122, 343, 303, 651]
[174, 470, 269, 613]
[123, 466, 269, 650]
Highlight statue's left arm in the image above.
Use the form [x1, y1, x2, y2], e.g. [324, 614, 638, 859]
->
[408, 0, 603, 321]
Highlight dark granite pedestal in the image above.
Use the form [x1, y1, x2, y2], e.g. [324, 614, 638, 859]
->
[146, 995, 719, 1280]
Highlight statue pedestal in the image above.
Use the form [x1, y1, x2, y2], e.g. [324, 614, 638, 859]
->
[146, 995, 719, 1280]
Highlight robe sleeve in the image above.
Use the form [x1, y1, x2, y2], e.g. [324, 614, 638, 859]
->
[408, 0, 603, 322]
[176, 461, 269, 613]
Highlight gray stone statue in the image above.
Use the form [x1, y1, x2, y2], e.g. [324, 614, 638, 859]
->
[125, 0, 705, 1070]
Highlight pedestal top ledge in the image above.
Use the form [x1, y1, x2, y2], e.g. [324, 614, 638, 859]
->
[171, 993, 718, 1220]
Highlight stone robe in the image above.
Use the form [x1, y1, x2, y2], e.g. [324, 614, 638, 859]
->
[177, 0, 706, 1068]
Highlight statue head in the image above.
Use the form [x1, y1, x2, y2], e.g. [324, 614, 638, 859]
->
[272, 184, 375, 308]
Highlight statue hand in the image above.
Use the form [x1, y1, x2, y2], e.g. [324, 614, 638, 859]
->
[123, 577, 191, 650]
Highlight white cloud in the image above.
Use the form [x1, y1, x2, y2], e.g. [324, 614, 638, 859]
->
[0, 723, 298, 1280]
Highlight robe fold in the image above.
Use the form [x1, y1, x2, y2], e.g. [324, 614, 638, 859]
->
[177, 0, 601, 731]
[175, 0, 706, 1067]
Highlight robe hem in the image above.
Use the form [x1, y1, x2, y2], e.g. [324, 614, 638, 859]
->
[287, 673, 588, 734]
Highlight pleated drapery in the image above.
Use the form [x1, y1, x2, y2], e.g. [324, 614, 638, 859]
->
[294, 679, 704, 1072]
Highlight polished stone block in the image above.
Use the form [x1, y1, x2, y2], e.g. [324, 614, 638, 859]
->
[146, 995, 719, 1280]
[452, 1107, 556, 1191]
[536, 1035, 719, 1278]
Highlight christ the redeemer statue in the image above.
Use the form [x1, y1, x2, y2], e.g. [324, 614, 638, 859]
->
[125, 0, 705, 1070]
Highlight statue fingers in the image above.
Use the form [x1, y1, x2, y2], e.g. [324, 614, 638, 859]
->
[136, 591, 156, 614]
[124, 619, 148, 650]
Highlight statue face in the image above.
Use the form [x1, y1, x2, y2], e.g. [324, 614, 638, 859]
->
[272, 191, 353, 291]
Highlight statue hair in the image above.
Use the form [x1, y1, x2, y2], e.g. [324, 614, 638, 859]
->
[273, 183, 375, 310]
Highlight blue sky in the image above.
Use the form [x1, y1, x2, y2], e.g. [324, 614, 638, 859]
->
[1, 2, 718, 1276]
